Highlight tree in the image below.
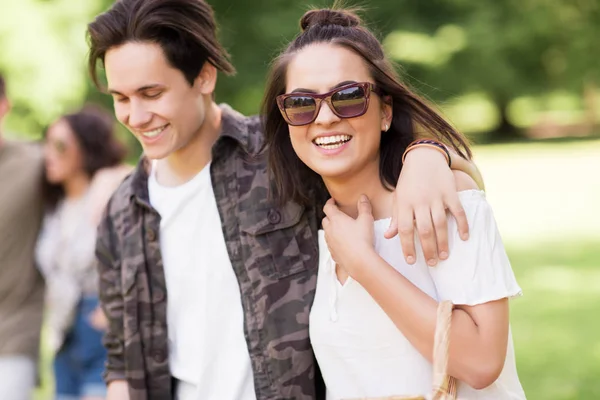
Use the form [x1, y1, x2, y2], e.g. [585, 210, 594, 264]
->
[0, 0, 107, 137]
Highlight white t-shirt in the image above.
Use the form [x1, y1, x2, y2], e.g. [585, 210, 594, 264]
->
[309, 190, 526, 400]
[148, 162, 256, 400]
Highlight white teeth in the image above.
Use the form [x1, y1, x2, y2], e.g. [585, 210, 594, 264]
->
[314, 134, 352, 146]
[141, 125, 168, 138]
[319, 142, 346, 150]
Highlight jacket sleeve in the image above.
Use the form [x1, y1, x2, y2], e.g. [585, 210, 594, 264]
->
[96, 198, 127, 383]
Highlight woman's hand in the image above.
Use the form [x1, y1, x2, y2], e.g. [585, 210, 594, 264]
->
[89, 305, 109, 331]
[322, 195, 376, 279]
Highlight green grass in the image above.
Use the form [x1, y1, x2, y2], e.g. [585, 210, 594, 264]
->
[470, 138, 600, 398]
[509, 241, 600, 399]
[35, 138, 600, 399]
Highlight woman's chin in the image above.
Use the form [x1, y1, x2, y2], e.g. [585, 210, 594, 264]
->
[309, 165, 352, 181]
[45, 172, 65, 185]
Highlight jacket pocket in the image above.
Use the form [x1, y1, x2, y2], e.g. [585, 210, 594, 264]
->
[240, 201, 316, 279]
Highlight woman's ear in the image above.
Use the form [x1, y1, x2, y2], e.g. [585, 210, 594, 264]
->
[380, 96, 393, 132]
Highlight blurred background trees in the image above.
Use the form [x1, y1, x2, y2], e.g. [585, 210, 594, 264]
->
[0, 0, 598, 145]
[2, 2, 599, 399]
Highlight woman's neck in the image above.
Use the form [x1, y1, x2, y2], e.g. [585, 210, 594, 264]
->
[322, 162, 394, 220]
[64, 171, 90, 200]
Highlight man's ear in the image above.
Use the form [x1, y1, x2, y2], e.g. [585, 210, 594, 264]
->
[193, 62, 218, 95]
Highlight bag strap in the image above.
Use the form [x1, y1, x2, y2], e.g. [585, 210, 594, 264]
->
[431, 301, 458, 400]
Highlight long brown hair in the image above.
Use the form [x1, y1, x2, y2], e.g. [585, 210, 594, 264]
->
[87, 0, 235, 89]
[261, 6, 471, 207]
[0, 74, 5, 100]
[43, 106, 127, 210]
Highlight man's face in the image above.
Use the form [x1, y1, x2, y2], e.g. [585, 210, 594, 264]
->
[104, 41, 214, 160]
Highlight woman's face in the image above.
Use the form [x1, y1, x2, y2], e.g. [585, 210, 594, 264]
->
[284, 43, 390, 182]
[44, 119, 85, 184]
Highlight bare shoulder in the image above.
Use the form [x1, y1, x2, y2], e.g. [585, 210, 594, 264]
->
[93, 164, 134, 185]
[453, 170, 479, 191]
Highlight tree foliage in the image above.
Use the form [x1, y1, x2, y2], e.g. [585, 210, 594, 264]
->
[0, 0, 596, 138]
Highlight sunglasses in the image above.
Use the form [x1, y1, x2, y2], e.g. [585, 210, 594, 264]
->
[276, 82, 383, 126]
[45, 139, 68, 155]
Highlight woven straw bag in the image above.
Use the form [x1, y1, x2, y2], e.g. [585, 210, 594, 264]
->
[344, 300, 458, 400]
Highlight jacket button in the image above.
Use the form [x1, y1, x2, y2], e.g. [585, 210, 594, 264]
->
[152, 349, 166, 363]
[146, 228, 156, 242]
[154, 290, 165, 302]
[267, 209, 281, 225]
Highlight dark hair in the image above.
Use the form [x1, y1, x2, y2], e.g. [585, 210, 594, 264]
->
[43, 105, 128, 209]
[0, 74, 5, 99]
[261, 7, 472, 206]
[87, 0, 235, 89]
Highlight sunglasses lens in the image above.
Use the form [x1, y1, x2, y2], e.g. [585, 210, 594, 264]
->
[331, 86, 367, 117]
[55, 141, 67, 154]
[283, 96, 317, 125]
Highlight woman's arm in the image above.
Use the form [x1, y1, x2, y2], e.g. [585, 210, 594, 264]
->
[353, 250, 509, 389]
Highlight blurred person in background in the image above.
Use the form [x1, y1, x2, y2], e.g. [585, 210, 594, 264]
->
[36, 105, 131, 400]
[0, 73, 46, 400]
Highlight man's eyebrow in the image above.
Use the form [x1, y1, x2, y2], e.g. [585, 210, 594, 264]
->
[290, 80, 357, 94]
[108, 84, 164, 96]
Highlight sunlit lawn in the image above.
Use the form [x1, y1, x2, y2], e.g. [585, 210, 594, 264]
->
[35, 138, 600, 399]
[509, 241, 600, 399]
[476, 137, 600, 399]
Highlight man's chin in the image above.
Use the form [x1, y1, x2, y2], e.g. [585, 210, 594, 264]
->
[143, 148, 170, 160]
[144, 151, 169, 160]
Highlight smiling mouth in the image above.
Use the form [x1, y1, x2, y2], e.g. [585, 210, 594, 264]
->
[313, 134, 352, 150]
[140, 124, 169, 138]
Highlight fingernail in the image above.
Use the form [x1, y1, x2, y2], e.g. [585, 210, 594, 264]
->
[427, 258, 438, 266]
[461, 232, 469, 240]
[360, 194, 367, 201]
[439, 251, 448, 259]
[406, 256, 415, 264]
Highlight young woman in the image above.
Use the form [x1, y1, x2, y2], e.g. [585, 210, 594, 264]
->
[262, 7, 526, 400]
[36, 106, 131, 400]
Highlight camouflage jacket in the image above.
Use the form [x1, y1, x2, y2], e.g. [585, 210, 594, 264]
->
[96, 105, 324, 400]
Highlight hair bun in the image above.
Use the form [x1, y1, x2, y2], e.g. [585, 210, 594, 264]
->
[300, 9, 361, 31]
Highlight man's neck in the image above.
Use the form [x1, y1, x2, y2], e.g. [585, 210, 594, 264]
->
[323, 162, 393, 220]
[155, 102, 222, 187]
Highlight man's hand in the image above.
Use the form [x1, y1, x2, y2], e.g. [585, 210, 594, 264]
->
[385, 147, 470, 266]
[107, 380, 130, 400]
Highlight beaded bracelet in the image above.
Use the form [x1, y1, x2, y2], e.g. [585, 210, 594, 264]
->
[402, 139, 451, 168]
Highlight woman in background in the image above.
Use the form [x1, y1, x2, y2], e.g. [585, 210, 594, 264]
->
[36, 105, 131, 400]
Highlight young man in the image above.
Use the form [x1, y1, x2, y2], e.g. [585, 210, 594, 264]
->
[0, 74, 45, 400]
[87, 1, 481, 399]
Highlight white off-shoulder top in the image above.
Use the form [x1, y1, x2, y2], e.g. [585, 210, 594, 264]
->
[309, 190, 526, 399]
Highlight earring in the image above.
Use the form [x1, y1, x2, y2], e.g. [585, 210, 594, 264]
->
[384, 123, 389, 132]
